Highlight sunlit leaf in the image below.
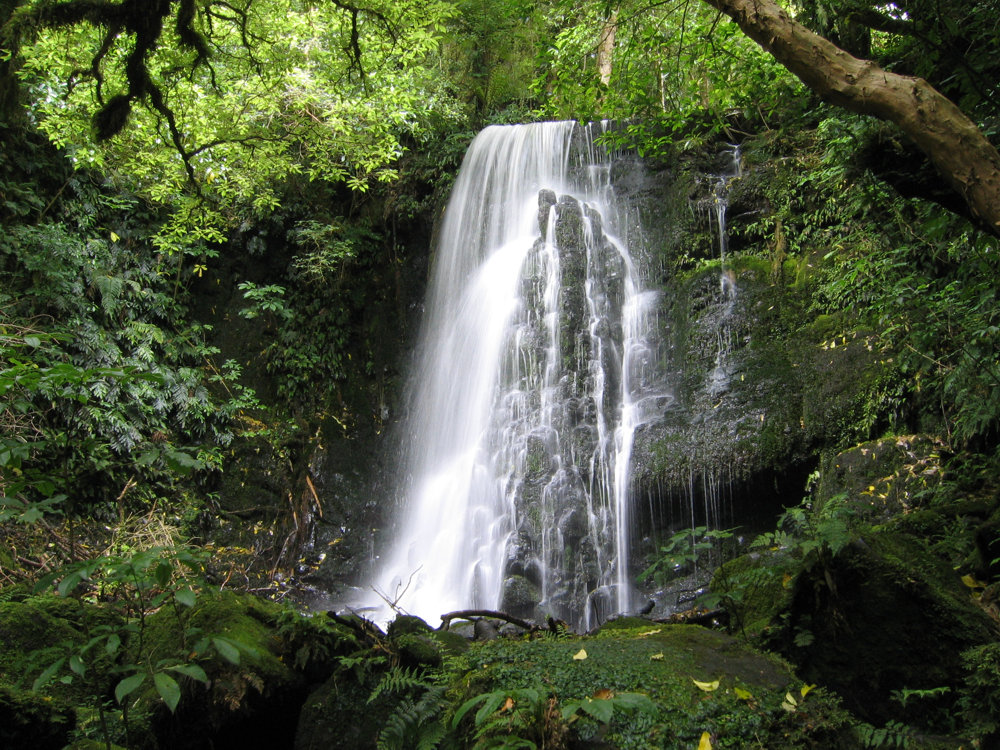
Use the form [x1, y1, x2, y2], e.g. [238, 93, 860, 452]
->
[650, 652, 664, 661]
[733, 686, 754, 701]
[579, 697, 613, 723]
[692, 678, 720, 692]
[698, 731, 712, 750]
[572, 648, 587, 660]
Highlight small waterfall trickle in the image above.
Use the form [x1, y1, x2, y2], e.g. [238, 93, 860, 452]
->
[706, 145, 742, 399]
[369, 122, 668, 630]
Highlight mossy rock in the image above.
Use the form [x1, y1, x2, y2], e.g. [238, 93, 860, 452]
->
[0, 595, 122, 703]
[817, 435, 948, 521]
[295, 670, 397, 750]
[451, 625, 856, 749]
[430, 628, 470, 655]
[394, 633, 445, 667]
[773, 530, 997, 730]
[386, 614, 432, 638]
[135, 590, 315, 750]
[710, 548, 799, 638]
[595, 615, 657, 631]
[0, 683, 75, 750]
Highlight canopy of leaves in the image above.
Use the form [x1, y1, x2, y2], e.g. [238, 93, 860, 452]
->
[8, 0, 463, 250]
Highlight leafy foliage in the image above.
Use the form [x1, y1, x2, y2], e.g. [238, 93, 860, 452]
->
[7, 0, 464, 249]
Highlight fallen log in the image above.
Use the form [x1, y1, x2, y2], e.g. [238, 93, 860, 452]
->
[438, 609, 539, 633]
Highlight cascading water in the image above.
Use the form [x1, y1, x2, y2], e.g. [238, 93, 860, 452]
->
[370, 122, 668, 630]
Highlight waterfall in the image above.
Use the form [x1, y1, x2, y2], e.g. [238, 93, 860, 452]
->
[370, 122, 666, 630]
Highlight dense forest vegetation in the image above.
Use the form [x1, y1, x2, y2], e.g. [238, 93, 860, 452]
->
[1, 0, 999, 748]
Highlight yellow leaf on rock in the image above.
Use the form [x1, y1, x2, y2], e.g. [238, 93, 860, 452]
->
[572, 649, 588, 660]
[692, 678, 720, 692]
[637, 629, 662, 637]
[698, 731, 712, 750]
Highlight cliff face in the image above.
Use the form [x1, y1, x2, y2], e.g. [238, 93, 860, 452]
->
[262, 131, 904, 619]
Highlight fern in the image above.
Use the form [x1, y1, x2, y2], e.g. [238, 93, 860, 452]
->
[378, 698, 422, 750]
[368, 666, 433, 705]
[856, 720, 917, 748]
[375, 684, 450, 750]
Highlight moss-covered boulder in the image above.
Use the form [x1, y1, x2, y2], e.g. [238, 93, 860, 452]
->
[295, 669, 399, 750]
[770, 530, 996, 730]
[451, 625, 857, 749]
[133, 591, 355, 750]
[0, 594, 122, 704]
[0, 683, 75, 750]
[816, 435, 948, 521]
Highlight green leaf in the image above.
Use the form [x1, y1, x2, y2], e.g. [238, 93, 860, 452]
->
[167, 663, 209, 684]
[115, 673, 146, 703]
[69, 654, 86, 676]
[578, 697, 614, 724]
[174, 588, 197, 607]
[613, 692, 657, 713]
[32, 657, 65, 691]
[474, 690, 509, 726]
[452, 693, 489, 728]
[154, 671, 181, 712]
[212, 637, 240, 665]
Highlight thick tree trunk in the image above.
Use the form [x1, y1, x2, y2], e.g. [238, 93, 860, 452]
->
[597, 10, 618, 87]
[703, 0, 1000, 237]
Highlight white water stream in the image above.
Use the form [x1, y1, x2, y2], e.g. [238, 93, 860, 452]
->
[370, 122, 666, 629]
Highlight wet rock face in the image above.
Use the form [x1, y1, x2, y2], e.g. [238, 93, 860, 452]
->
[501, 188, 633, 625]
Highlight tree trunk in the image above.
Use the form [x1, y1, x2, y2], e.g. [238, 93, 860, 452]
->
[597, 10, 618, 87]
[702, 0, 1000, 237]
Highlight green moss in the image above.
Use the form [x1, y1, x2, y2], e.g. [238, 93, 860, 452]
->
[0, 595, 121, 703]
[710, 550, 797, 638]
[451, 627, 854, 749]
[135, 590, 308, 750]
[0, 683, 75, 750]
[386, 614, 432, 638]
[594, 616, 657, 632]
[395, 633, 446, 667]
[774, 529, 995, 730]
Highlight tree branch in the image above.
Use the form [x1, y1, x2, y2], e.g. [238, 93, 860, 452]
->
[701, 0, 1000, 237]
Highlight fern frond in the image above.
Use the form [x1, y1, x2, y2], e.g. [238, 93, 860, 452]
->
[377, 698, 419, 750]
[368, 666, 432, 705]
